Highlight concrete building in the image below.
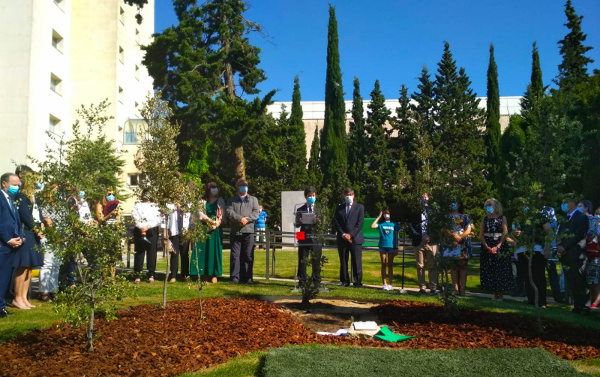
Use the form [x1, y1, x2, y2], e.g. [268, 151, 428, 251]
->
[0, 0, 154, 212]
[268, 96, 522, 159]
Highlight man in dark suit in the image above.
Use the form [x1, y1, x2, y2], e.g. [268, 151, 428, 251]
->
[294, 186, 322, 288]
[334, 187, 365, 287]
[557, 196, 590, 314]
[0, 173, 23, 318]
[226, 179, 259, 284]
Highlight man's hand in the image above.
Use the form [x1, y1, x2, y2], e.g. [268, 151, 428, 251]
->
[343, 233, 352, 243]
[8, 237, 22, 248]
[240, 217, 249, 226]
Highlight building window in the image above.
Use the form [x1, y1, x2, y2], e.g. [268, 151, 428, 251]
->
[49, 115, 60, 134]
[50, 73, 62, 95]
[135, 65, 140, 80]
[118, 46, 124, 63]
[128, 173, 147, 186]
[118, 87, 124, 103]
[119, 7, 125, 25]
[51, 30, 63, 52]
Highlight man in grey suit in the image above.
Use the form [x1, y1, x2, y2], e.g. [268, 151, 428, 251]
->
[226, 179, 259, 284]
[334, 187, 365, 287]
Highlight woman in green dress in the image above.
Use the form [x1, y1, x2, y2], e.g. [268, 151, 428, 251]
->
[191, 182, 225, 283]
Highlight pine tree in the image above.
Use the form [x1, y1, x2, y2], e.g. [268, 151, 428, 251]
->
[433, 42, 490, 219]
[143, 0, 267, 187]
[498, 115, 527, 205]
[485, 44, 501, 191]
[411, 66, 436, 137]
[363, 80, 393, 214]
[320, 5, 347, 198]
[307, 127, 322, 186]
[556, 0, 594, 91]
[347, 77, 366, 198]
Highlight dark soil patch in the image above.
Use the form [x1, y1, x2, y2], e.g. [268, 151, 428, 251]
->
[0, 298, 598, 377]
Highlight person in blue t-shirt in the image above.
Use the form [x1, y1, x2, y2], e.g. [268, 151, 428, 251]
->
[371, 209, 400, 291]
[255, 205, 267, 247]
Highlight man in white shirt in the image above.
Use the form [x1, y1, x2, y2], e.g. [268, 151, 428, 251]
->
[164, 203, 191, 282]
[131, 191, 161, 283]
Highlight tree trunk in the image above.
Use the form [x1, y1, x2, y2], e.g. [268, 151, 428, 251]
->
[87, 298, 95, 351]
[528, 252, 543, 334]
[234, 145, 245, 181]
[162, 238, 170, 309]
[194, 243, 203, 323]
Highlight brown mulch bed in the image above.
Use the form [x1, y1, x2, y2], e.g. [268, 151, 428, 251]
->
[372, 300, 600, 360]
[0, 298, 598, 376]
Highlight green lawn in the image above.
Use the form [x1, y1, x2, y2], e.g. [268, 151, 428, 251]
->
[154, 247, 484, 290]
[187, 346, 593, 377]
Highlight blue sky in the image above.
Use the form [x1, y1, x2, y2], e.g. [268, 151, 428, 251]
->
[154, 0, 600, 102]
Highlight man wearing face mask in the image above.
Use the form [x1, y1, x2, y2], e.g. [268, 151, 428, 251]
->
[557, 196, 591, 314]
[294, 186, 322, 289]
[334, 187, 365, 287]
[226, 179, 259, 284]
[0, 173, 23, 317]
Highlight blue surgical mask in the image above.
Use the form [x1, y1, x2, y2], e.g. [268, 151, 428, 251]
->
[384, 214, 390, 220]
[450, 203, 458, 211]
[561, 203, 569, 213]
[79, 190, 85, 198]
[307, 196, 316, 205]
[595, 215, 600, 221]
[576, 206, 584, 214]
[106, 194, 115, 202]
[345, 195, 353, 205]
[36, 182, 44, 190]
[239, 186, 248, 194]
[8, 185, 19, 195]
[485, 205, 494, 214]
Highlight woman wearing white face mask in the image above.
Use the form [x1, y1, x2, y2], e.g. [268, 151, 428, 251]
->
[371, 209, 400, 291]
[479, 198, 513, 301]
[191, 182, 224, 283]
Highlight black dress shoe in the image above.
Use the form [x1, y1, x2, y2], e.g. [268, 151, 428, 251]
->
[0, 309, 11, 318]
[353, 284, 364, 288]
[341, 282, 350, 287]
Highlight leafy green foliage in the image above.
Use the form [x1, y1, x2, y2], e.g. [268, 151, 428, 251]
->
[347, 77, 366, 201]
[307, 127, 322, 188]
[33, 101, 128, 351]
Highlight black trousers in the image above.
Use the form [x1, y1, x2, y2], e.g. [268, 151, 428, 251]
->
[338, 241, 362, 286]
[298, 240, 322, 286]
[0, 250, 15, 310]
[168, 235, 190, 279]
[562, 250, 588, 308]
[230, 233, 254, 283]
[517, 252, 547, 306]
[133, 226, 159, 278]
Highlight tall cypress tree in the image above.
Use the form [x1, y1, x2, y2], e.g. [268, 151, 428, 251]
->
[363, 80, 393, 213]
[320, 5, 347, 197]
[521, 42, 544, 118]
[307, 127, 322, 186]
[485, 44, 501, 191]
[347, 77, 366, 198]
[285, 76, 308, 188]
[556, 0, 594, 91]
